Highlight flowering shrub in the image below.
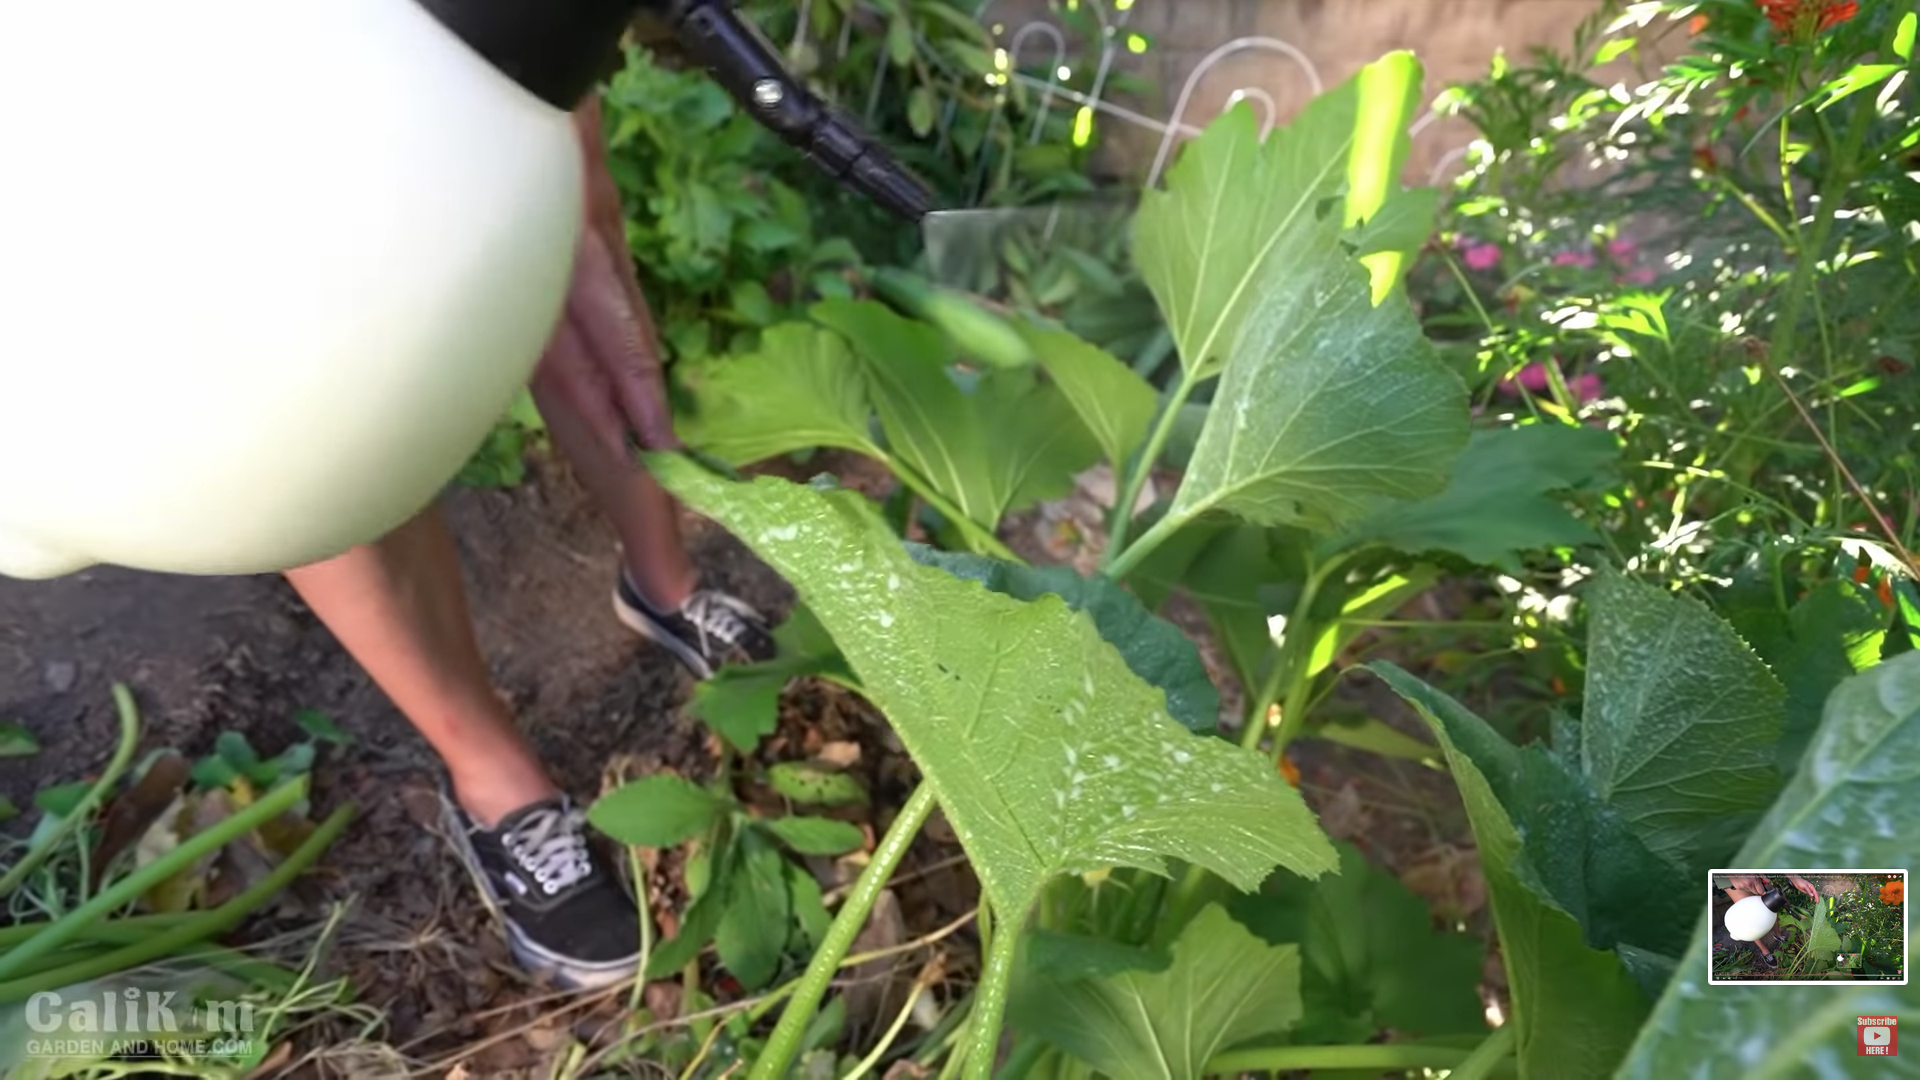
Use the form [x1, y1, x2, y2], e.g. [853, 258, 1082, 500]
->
[1418, 0, 1919, 600]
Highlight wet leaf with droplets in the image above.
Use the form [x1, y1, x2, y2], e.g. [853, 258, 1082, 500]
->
[906, 545, 1221, 733]
[647, 455, 1336, 924]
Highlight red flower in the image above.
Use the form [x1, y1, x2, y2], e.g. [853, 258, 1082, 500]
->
[1756, 0, 1858, 41]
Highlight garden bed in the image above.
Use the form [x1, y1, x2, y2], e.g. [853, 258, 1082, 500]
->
[0, 448, 1492, 1073]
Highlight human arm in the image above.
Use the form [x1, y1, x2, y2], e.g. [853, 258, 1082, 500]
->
[527, 97, 680, 455]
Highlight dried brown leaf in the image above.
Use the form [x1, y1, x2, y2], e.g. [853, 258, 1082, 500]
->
[91, 752, 190, 880]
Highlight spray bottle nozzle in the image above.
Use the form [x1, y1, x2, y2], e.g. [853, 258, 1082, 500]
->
[651, 0, 935, 222]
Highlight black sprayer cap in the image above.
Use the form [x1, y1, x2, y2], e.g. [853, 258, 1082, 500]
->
[413, 0, 644, 109]
[1763, 888, 1787, 912]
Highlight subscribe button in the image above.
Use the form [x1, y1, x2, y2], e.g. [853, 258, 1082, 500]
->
[1858, 1017, 1898, 1057]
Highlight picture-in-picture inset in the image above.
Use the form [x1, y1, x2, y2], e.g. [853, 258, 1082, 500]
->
[1709, 869, 1908, 985]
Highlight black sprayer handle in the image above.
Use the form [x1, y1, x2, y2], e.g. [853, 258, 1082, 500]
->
[650, 0, 934, 223]
[414, 0, 934, 224]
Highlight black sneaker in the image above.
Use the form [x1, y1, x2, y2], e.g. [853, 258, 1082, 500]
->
[613, 572, 775, 679]
[1759, 950, 1778, 969]
[439, 788, 642, 990]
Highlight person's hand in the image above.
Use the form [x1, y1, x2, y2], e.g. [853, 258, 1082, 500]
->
[1730, 875, 1771, 896]
[528, 98, 678, 459]
[529, 226, 680, 458]
[1789, 875, 1821, 902]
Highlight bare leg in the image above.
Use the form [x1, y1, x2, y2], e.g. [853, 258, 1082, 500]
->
[283, 507, 555, 826]
[531, 349, 698, 611]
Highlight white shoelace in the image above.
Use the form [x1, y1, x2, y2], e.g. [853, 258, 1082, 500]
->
[503, 806, 594, 897]
[682, 590, 761, 655]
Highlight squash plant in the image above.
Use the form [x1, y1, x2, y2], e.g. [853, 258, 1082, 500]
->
[591, 49, 1920, 1078]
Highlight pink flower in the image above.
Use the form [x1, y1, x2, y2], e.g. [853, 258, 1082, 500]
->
[1497, 362, 1554, 395]
[1606, 237, 1637, 261]
[1552, 251, 1596, 269]
[1496, 362, 1605, 404]
[1462, 243, 1502, 271]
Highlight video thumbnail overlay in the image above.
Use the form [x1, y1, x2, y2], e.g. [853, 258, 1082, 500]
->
[1709, 870, 1907, 986]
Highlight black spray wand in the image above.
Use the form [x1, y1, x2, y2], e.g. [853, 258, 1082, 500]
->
[415, 0, 934, 223]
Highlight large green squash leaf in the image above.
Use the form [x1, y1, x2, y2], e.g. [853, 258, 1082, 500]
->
[1333, 425, 1618, 570]
[672, 322, 881, 466]
[813, 299, 1100, 533]
[1371, 663, 1652, 1079]
[1159, 204, 1466, 532]
[1617, 652, 1920, 1077]
[1581, 571, 1786, 879]
[906, 546, 1221, 733]
[647, 456, 1337, 927]
[1016, 904, 1302, 1079]
[1021, 323, 1158, 472]
[1135, 53, 1425, 379]
[1227, 840, 1486, 1044]
[1139, 95, 1468, 536]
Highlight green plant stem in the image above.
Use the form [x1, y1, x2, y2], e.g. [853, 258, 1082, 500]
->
[1103, 507, 1183, 583]
[962, 901, 1023, 1080]
[1205, 1042, 1482, 1073]
[1118, 871, 1167, 945]
[1238, 654, 1290, 754]
[0, 775, 312, 983]
[0, 684, 142, 899]
[1272, 559, 1355, 756]
[912, 991, 973, 1067]
[1247, 551, 1351, 758]
[994, 1037, 1049, 1080]
[1447, 1024, 1518, 1080]
[879, 453, 1019, 561]
[0, 912, 203, 949]
[0, 803, 353, 1002]
[845, 976, 930, 1080]
[749, 782, 938, 1080]
[1104, 374, 1200, 566]
[1769, 61, 1875, 383]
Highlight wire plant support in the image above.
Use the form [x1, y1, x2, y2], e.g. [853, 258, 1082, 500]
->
[785, 0, 1478, 202]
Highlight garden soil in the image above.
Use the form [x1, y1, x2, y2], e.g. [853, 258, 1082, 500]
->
[0, 450, 1485, 1074]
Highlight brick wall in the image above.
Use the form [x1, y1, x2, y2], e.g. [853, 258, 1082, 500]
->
[980, 0, 1689, 184]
